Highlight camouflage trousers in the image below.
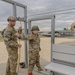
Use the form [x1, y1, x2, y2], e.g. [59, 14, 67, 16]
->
[5, 46, 18, 75]
[28, 50, 41, 73]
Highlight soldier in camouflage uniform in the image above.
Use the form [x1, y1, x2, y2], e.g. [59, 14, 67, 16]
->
[3, 16, 20, 75]
[16, 26, 43, 75]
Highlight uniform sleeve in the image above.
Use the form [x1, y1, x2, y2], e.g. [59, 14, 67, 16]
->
[4, 29, 12, 41]
[4, 29, 18, 47]
[38, 47, 41, 51]
[19, 34, 33, 40]
[39, 39, 41, 51]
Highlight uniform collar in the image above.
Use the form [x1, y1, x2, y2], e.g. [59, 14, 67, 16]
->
[32, 33, 38, 37]
[8, 24, 14, 29]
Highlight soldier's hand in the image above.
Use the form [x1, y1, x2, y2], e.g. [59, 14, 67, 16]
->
[15, 32, 20, 37]
[18, 26, 22, 34]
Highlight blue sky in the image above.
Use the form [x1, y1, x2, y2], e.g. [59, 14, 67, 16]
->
[0, 0, 75, 31]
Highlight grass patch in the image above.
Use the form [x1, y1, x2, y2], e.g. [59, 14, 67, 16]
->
[0, 35, 3, 41]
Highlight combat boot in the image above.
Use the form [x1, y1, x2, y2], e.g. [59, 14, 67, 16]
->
[28, 73, 33, 75]
[38, 68, 43, 71]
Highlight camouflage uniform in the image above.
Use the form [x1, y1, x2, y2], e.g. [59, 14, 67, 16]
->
[19, 33, 42, 73]
[3, 25, 18, 75]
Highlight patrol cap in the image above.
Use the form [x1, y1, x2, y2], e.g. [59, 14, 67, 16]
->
[31, 26, 39, 31]
[7, 16, 16, 21]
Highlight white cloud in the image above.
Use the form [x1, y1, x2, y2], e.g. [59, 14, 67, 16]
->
[0, 22, 7, 23]
[40, 27, 51, 31]
[1, 0, 75, 31]
[30, 6, 46, 11]
[56, 20, 73, 23]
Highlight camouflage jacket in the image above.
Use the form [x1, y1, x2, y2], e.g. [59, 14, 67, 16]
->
[3, 25, 18, 48]
[19, 33, 41, 52]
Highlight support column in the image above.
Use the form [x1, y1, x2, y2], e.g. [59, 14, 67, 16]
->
[13, 3, 17, 17]
[28, 21, 31, 34]
[51, 15, 55, 62]
[24, 7, 28, 67]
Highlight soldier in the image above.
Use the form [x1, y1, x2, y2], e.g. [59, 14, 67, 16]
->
[16, 26, 43, 75]
[3, 16, 21, 75]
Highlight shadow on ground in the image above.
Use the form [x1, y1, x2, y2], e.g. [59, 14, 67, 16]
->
[0, 57, 50, 75]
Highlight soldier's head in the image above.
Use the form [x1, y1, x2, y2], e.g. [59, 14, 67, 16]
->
[7, 16, 16, 27]
[31, 26, 39, 34]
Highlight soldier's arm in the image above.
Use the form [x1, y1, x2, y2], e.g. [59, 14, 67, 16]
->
[39, 38, 41, 51]
[4, 29, 12, 41]
[18, 34, 33, 40]
[39, 47, 41, 51]
[4, 29, 18, 47]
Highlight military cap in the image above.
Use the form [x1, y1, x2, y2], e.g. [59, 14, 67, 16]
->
[7, 16, 16, 21]
[31, 26, 39, 31]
